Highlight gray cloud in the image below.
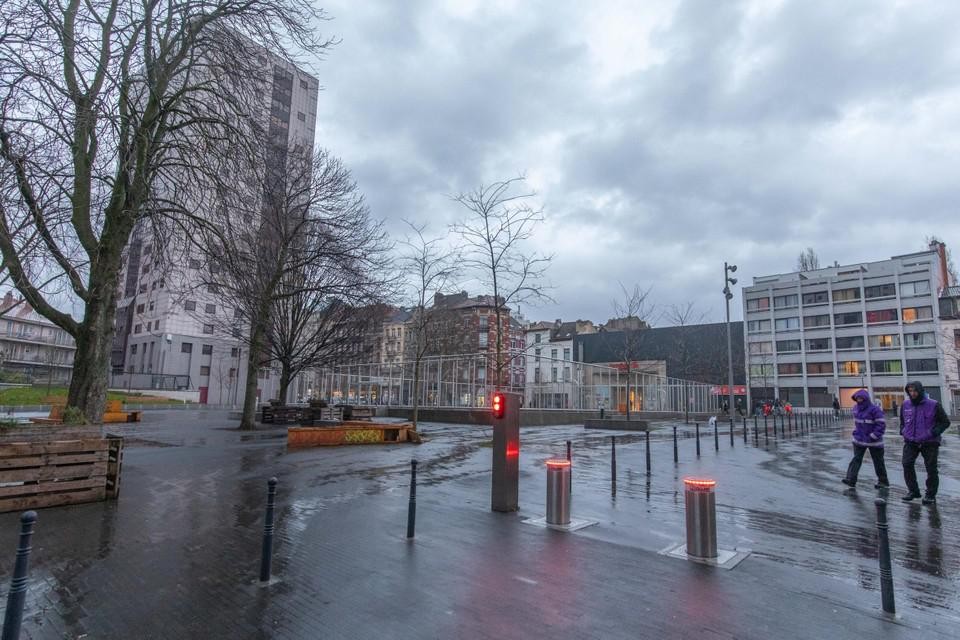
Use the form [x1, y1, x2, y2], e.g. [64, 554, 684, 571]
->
[312, 0, 960, 324]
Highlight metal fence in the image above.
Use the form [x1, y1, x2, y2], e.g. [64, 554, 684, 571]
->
[109, 372, 191, 391]
[309, 352, 722, 414]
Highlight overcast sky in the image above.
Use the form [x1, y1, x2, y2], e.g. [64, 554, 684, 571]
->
[308, 0, 960, 326]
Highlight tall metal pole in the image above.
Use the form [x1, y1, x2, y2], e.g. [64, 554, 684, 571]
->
[724, 262, 736, 429]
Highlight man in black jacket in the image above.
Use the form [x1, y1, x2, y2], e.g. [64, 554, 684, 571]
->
[899, 381, 951, 505]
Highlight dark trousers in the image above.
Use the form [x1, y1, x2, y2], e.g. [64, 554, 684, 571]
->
[902, 441, 940, 497]
[845, 444, 888, 484]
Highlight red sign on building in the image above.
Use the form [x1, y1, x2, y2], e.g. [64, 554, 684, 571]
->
[710, 385, 747, 395]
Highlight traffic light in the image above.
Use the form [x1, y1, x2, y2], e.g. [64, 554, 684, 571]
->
[492, 392, 505, 419]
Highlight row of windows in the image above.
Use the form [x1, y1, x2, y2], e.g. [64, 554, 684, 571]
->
[533, 367, 572, 383]
[747, 306, 933, 333]
[746, 280, 931, 312]
[750, 332, 937, 356]
[533, 347, 573, 361]
[751, 358, 939, 377]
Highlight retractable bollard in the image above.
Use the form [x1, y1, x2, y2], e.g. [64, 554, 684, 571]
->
[492, 392, 521, 512]
[645, 430, 651, 476]
[683, 478, 718, 559]
[743, 417, 748, 443]
[566, 440, 572, 495]
[875, 498, 896, 615]
[729, 419, 734, 446]
[673, 427, 679, 464]
[695, 422, 701, 457]
[546, 459, 572, 526]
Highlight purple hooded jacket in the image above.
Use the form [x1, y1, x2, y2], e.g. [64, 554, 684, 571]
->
[851, 389, 885, 447]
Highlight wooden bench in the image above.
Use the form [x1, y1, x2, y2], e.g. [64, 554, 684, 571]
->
[0, 435, 124, 513]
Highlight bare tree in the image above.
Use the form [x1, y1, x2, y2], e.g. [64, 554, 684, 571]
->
[608, 283, 656, 421]
[452, 176, 552, 388]
[399, 221, 459, 429]
[664, 302, 707, 423]
[0, 0, 332, 422]
[796, 247, 821, 272]
[184, 147, 390, 428]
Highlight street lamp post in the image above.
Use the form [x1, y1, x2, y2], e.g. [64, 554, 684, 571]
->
[724, 262, 738, 419]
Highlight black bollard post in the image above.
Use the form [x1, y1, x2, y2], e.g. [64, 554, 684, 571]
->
[406, 460, 418, 539]
[566, 440, 573, 495]
[714, 420, 719, 451]
[764, 416, 769, 445]
[645, 430, 651, 476]
[743, 416, 748, 444]
[875, 499, 896, 615]
[2, 511, 37, 640]
[695, 422, 701, 457]
[673, 427, 678, 464]
[611, 436, 617, 495]
[754, 420, 759, 446]
[259, 478, 278, 583]
[729, 419, 735, 447]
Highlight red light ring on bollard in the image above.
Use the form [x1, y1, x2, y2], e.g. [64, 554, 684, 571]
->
[683, 477, 716, 492]
[545, 458, 571, 468]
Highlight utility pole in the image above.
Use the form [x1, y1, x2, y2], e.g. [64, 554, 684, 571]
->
[724, 262, 738, 421]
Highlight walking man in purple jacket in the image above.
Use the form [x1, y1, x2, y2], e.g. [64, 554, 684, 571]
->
[900, 381, 951, 505]
[842, 389, 889, 489]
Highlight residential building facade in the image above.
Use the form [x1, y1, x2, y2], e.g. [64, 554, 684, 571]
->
[111, 54, 320, 405]
[524, 319, 596, 408]
[0, 292, 76, 385]
[743, 245, 957, 414]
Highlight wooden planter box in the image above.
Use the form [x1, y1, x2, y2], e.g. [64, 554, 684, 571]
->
[288, 422, 421, 447]
[0, 434, 124, 513]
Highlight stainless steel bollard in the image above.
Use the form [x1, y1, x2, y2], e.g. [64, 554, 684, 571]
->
[546, 459, 572, 525]
[683, 478, 718, 559]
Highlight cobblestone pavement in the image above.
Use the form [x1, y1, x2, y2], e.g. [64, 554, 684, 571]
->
[0, 410, 957, 638]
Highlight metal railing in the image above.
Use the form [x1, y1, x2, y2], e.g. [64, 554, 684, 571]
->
[307, 352, 722, 414]
[109, 372, 191, 391]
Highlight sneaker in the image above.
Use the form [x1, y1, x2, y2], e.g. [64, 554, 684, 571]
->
[922, 494, 937, 505]
[875, 481, 889, 489]
[901, 492, 922, 502]
[841, 478, 856, 487]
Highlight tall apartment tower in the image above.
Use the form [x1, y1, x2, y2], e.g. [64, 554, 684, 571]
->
[743, 244, 957, 414]
[112, 54, 320, 405]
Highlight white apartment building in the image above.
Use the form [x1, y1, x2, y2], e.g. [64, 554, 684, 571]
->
[112, 54, 320, 405]
[743, 243, 958, 414]
[524, 320, 595, 408]
[1, 292, 76, 385]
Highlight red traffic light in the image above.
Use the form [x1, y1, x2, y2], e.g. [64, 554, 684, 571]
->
[492, 393, 505, 419]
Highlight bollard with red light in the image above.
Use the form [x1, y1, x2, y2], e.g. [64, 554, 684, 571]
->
[683, 477, 718, 559]
[545, 458, 572, 525]
[491, 391, 521, 512]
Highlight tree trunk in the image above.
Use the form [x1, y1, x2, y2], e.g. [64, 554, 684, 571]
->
[411, 357, 421, 429]
[278, 364, 292, 406]
[625, 367, 631, 421]
[240, 318, 266, 430]
[493, 306, 503, 389]
[67, 290, 119, 424]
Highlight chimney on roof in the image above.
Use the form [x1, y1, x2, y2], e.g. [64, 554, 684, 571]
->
[930, 239, 951, 288]
[2, 291, 12, 308]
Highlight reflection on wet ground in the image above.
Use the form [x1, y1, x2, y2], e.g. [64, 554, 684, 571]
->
[0, 410, 957, 637]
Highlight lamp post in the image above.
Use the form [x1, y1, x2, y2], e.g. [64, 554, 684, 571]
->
[723, 262, 738, 420]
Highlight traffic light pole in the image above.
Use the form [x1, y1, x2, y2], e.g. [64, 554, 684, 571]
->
[491, 391, 521, 512]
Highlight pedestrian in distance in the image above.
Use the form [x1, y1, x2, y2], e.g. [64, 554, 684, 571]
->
[784, 401, 793, 415]
[736, 398, 744, 417]
[832, 396, 841, 420]
[721, 399, 730, 415]
[763, 401, 772, 417]
[900, 381, 951, 505]
[841, 389, 889, 489]
[891, 399, 898, 417]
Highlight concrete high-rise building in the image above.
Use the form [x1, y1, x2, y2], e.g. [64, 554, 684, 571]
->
[743, 243, 958, 414]
[111, 54, 320, 405]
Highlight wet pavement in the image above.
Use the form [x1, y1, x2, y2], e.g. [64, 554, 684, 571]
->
[0, 410, 957, 638]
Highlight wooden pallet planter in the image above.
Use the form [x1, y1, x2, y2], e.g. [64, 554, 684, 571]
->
[287, 422, 421, 448]
[0, 436, 124, 512]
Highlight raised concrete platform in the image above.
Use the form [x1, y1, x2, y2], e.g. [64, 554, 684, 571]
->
[584, 418, 650, 431]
